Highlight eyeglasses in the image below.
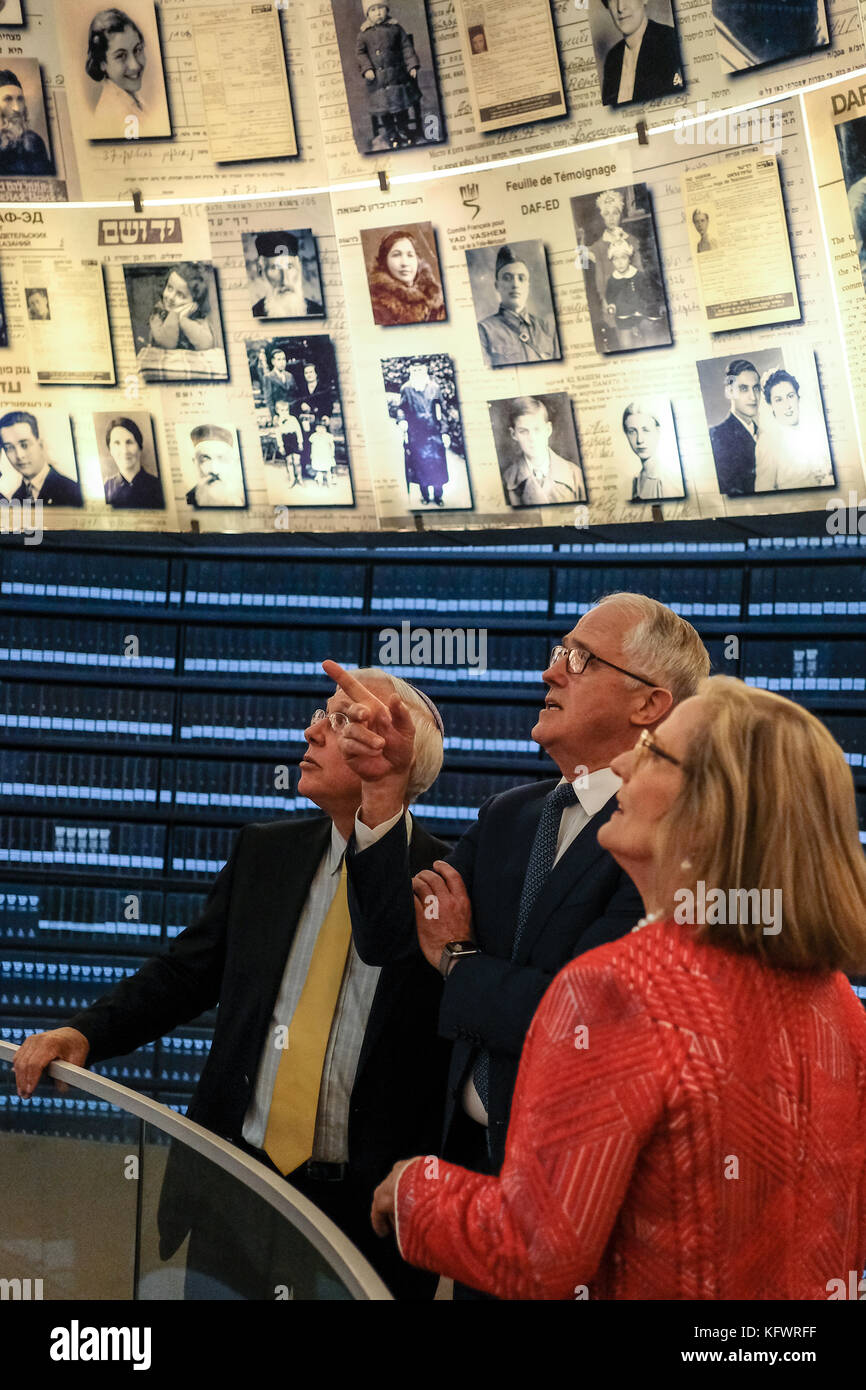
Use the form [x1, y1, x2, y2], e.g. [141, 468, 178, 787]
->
[634, 728, 682, 768]
[310, 708, 350, 732]
[549, 644, 658, 689]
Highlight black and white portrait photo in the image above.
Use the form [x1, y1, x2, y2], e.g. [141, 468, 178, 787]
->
[360, 222, 445, 325]
[175, 423, 247, 509]
[836, 115, 866, 295]
[713, 0, 828, 73]
[571, 184, 671, 354]
[241, 229, 324, 321]
[468, 24, 487, 55]
[690, 205, 719, 254]
[697, 349, 834, 497]
[58, 2, 172, 141]
[0, 409, 82, 507]
[381, 353, 472, 511]
[465, 240, 560, 368]
[330, 0, 445, 155]
[93, 411, 163, 509]
[122, 261, 228, 383]
[25, 286, 50, 320]
[615, 397, 683, 502]
[488, 393, 586, 509]
[246, 334, 354, 508]
[589, 0, 684, 108]
[0, 60, 55, 178]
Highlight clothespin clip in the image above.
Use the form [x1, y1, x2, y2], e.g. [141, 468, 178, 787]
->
[651, 504, 664, 523]
[131, 189, 143, 213]
[636, 120, 649, 146]
[378, 170, 389, 192]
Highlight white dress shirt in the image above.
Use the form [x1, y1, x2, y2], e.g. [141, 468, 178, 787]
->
[617, 15, 648, 105]
[242, 822, 381, 1163]
[22, 463, 50, 500]
[354, 773, 622, 1127]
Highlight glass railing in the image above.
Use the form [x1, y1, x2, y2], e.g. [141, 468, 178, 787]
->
[0, 1039, 392, 1300]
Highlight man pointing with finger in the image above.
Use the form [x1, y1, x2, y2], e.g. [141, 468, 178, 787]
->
[13, 667, 451, 1300]
[328, 593, 709, 1294]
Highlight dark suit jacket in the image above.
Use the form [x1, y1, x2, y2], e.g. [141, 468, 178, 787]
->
[347, 779, 643, 1169]
[252, 296, 323, 318]
[13, 466, 82, 507]
[601, 18, 684, 106]
[66, 815, 452, 1253]
[709, 412, 757, 496]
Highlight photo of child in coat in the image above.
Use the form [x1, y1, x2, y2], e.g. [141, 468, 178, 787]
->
[356, 0, 423, 147]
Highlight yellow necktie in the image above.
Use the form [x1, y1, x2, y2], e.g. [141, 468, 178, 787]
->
[263, 862, 352, 1176]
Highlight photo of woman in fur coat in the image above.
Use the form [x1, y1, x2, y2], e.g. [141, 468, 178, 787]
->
[365, 225, 446, 326]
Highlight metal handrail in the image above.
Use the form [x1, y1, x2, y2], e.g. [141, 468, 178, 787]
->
[0, 1039, 392, 1301]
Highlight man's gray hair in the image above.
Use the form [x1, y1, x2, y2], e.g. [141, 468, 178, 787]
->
[591, 593, 710, 706]
[350, 667, 444, 800]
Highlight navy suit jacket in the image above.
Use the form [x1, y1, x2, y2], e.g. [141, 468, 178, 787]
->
[67, 815, 452, 1254]
[347, 779, 643, 1169]
[13, 466, 82, 507]
[601, 18, 684, 106]
[709, 412, 757, 496]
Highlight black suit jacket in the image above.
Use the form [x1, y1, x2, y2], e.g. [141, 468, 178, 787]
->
[709, 412, 757, 496]
[347, 779, 643, 1169]
[67, 815, 452, 1253]
[13, 466, 82, 507]
[601, 18, 684, 106]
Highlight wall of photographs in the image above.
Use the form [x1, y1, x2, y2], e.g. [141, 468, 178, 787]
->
[1, 0, 866, 533]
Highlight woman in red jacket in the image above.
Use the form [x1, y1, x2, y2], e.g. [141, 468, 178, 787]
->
[371, 677, 866, 1298]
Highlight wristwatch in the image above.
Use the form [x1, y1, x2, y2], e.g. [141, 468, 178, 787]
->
[438, 939, 479, 979]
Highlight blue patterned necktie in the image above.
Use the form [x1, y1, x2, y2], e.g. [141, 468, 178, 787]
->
[473, 780, 578, 1109]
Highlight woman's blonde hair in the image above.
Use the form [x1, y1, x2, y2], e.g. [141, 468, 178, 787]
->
[655, 676, 866, 973]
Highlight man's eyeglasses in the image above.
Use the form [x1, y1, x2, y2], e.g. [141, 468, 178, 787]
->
[549, 644, 658, 689]
[634, 728, 682, 768]
[310, 708, 350, 732]
[311, 690, 445, 739]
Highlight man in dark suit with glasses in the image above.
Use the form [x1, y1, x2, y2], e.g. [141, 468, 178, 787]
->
[328, 593, 710, 1298]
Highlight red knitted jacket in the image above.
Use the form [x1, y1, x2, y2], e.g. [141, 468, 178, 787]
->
[395, 917, 866, 1299]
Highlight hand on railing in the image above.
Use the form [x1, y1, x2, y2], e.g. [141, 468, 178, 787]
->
[12, 1028, 90, 1099]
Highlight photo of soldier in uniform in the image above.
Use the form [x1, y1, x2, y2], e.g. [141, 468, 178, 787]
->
[571, 184, 672, 354]
[330, 0, 445, 155]
[465, 240, 560, 368]
[488, 393, 586, 509]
